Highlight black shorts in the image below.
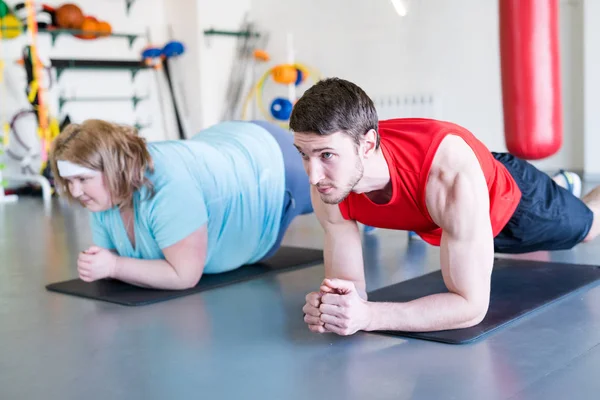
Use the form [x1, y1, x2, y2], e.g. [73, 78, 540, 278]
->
[493, 152, 593, 254]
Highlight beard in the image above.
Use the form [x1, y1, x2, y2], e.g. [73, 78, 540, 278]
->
[319, 157, 364, 205]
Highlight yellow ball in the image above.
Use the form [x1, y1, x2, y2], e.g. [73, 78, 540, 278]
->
[1, 14, 23, 39]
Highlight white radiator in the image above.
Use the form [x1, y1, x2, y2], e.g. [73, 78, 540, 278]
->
[374, 93, 440, 120]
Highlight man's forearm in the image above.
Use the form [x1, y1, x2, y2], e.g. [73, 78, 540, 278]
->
[365, 292, 488, 332]
[112, 257, 192, 290]
[323, 224, 367, 299]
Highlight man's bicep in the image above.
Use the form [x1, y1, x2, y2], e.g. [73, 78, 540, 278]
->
[440, 176, 494, 312]
[427, 138, 495, 306]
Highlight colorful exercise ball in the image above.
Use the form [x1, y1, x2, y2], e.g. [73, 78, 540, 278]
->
[96, 21, 112, 37]
[14, 2, 55, 29]
[142, 46, 162, 59]
[13, 3, 38, 21]
[55, 3, 84, 29]
[253, 49, 270, 62]
[37, 9, 53, 28]
[271, 65, 298, 85]
[0, 14, 23, 39]
[162, 41, 185, 57]
[75, 16, 99, 39]
[270, 97, 294, 121]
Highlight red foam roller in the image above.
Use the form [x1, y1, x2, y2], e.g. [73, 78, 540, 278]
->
[499, 0, 562, 160]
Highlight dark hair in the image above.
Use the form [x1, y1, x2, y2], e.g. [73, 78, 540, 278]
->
[289, 77, 380, 148]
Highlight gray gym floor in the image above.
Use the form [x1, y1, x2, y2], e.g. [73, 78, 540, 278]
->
[2, 191, 600, 400]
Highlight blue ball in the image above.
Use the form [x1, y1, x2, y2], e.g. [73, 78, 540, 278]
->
[162, 41, 185, 58]
[142, 47, 162, 59]
[270, 97, 293, 121]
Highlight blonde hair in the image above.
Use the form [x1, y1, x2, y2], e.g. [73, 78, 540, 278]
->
[50, 119, 154, 208]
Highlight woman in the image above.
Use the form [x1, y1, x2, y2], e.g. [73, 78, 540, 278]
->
[50, 119, 312, 290]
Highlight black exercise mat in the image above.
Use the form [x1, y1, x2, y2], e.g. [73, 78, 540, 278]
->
[367, 258, 600, 344]
[46, 246, 323, 306]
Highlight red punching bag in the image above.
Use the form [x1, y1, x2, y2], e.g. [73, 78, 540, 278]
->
[499, 0, 562, 160]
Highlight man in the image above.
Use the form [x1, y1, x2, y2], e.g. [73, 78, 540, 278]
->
[290, 77, 600, 336]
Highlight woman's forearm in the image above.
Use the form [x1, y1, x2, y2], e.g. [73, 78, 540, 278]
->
[112, 257, 197, 290]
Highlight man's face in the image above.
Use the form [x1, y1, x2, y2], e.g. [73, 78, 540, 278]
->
[294, 131, 364, 204]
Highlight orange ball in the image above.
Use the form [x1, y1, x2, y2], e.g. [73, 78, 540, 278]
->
[75, 16, 98, 39]
[96, 21, 112, 37]
[253, 49, 270, 62]
[271, 65, 298, 85]
[55, 4, 85, 29]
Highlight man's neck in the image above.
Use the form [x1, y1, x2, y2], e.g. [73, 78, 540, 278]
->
[353, 147, 391, 195]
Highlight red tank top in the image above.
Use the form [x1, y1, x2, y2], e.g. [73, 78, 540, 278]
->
[339, 118, 521, 246]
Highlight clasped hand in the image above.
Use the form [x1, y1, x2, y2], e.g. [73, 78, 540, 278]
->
[77, 246, 117, 282]
[302, 278, 371, 336]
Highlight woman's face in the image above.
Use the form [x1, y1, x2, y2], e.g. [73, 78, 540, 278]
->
[64, 171, 113, 212]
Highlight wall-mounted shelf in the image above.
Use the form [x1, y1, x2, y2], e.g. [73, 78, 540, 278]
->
[134, 122, 151, 131]
[1, 27, 142, 47]
[51, 58, 151, 80]
[39, 28, 141, 48]
[125, 0, 137, 14]
[203, 28, 261, 38]
[58, 94, 149, 112]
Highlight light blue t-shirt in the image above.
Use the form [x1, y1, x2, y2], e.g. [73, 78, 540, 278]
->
[90, 121, 285, 274]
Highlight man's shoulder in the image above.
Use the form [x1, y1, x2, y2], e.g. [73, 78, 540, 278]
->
[430, 134, 479, 173]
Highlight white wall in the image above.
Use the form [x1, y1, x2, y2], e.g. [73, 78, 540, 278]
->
[583, 0, 600, 180]
[196, 0, 253, 129]
[248, 0, 584, 172]
[558, 0, 584, 172]
[160, 0, 255, 132]
[163, 0, 202, 135]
